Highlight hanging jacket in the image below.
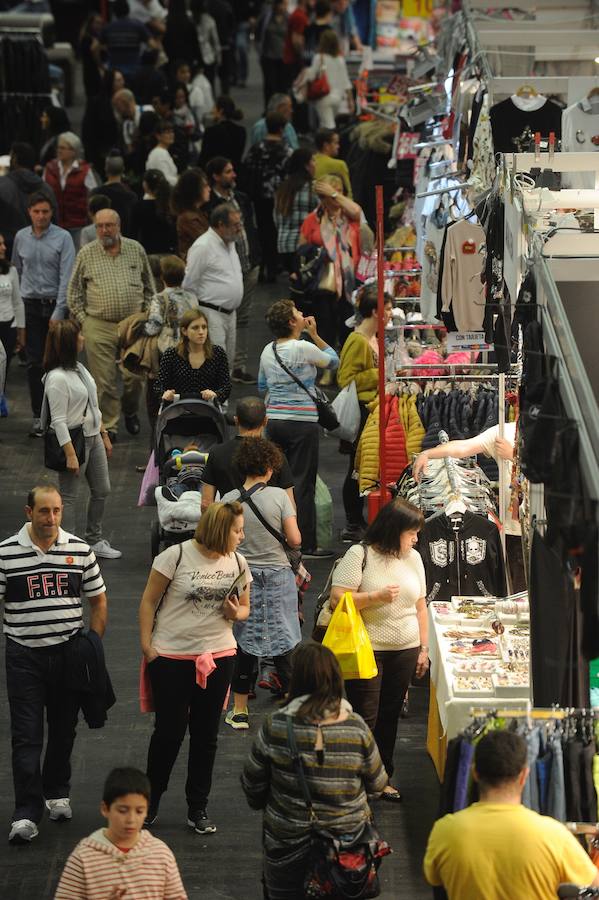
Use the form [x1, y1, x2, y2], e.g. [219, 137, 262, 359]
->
[399, 392, 425, 461]
[64, 629, 116, 729]
[44, 160, 92, 229]
[418, 511, 507, 602]
[354, 395, 408, 492]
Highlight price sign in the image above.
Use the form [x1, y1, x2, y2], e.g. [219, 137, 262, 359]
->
[446, 332, 493, 352]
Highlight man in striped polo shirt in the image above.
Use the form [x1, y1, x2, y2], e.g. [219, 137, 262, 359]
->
[0, 484, 107, 844]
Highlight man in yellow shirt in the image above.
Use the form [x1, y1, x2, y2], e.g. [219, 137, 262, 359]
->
[313, 128, 353, 199]
[424, 730, 599, 900]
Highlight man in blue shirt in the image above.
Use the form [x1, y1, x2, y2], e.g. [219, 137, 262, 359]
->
[11, 192, 75, 437]
[101, 0, 150, 80]
[249, 93, 299, 150]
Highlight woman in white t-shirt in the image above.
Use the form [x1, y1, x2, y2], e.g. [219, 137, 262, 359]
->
[330, 498, 429, 801]
[139, 501, 251, 834]
[304, 29, 354, 129]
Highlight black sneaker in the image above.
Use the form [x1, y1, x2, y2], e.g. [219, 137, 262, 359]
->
[341, 525, 365, 543]
[231, 368, 257, 384]
[187, 808, 216, 834]
[144, 801, 159, 828]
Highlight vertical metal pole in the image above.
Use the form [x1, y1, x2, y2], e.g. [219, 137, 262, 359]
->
[376, 185, 387, 512]
[498, 372, 507, 560]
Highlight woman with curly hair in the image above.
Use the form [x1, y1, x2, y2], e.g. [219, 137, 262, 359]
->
[155, 308, 231, 406]
[222, 437, 302, 730]
[171, 167, 211, 259]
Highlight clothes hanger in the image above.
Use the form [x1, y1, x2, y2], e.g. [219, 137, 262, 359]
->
[515, 83, 539, 99]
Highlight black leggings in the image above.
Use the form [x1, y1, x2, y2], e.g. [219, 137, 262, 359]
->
[345, 647, 419, 780]
[146, 654, 235, 813]
[232, 645, 293, 695]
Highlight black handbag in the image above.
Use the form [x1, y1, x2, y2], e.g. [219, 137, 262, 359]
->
[286, 716, 391, 899]
[43, 375, 89, 472]
[238, 484, 311, 591]
[44, 425, 87, 472]
[271, 342, 339, 432]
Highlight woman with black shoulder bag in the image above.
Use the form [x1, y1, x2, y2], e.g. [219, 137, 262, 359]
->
[242, 642, 390, 900]
[41, 319, 120, 559]
[221, 437, 302, 730]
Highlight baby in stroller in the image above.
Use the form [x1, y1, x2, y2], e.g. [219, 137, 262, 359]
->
[155, 443, 208, 534]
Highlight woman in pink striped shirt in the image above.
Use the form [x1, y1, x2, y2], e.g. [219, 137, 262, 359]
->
[55, 767, 187, 899]
[139, 502, 251, 835]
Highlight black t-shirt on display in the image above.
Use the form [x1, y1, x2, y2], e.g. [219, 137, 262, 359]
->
[489, 97, 563, 153]
[202, 435, 295, 497]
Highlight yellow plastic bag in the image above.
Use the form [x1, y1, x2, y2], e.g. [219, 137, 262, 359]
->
[322, 592, 378, 680]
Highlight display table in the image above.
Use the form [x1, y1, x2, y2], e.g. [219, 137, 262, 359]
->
[427, 601, 531, 779]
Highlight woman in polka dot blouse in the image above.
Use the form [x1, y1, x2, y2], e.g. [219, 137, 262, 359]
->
[155, 309, 231, 406]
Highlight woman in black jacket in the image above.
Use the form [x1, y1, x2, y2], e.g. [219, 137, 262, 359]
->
[199, 96, 246, 169]
[130, 170, 177, 255]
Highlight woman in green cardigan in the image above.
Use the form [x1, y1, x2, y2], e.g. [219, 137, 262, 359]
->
[337, 285, 392, 542]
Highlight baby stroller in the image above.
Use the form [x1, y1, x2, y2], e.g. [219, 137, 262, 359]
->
[150, 398, 228, 559]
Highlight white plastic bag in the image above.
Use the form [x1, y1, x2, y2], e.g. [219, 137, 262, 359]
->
[329, 381, 361, 443]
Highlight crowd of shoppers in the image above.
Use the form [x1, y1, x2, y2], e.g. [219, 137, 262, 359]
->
[2, 4, 593, 900]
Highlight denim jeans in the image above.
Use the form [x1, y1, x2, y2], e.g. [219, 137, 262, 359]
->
[24, 297, 54, 417]
[236, 22, 250, 85]
[522, 727, 541, 812]
[58, 433, 111, 544]
[5, 637, 81, 822]
[546, 735, 566, 821]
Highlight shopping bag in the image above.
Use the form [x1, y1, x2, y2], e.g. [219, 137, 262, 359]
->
[137, 450, 159, 507]
[315, 475, 333, 550]
[329, 381, 361, 443]
[323, 592, 378, 680]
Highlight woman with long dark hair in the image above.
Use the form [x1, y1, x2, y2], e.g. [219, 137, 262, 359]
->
[140, 501, 251, 833]
[130, 169, 177, 255]
[171, 168, 211, 259]
[0, 232, 24, 382]
[242, 642, 387, 898]
[81, 68, 124, 173]
[163, 0, 201, 70]
[78, 12, 107, 98]
[38, 106, 71, 168]
[41, 319, 120, 559]
[274, 148, 317, 270]
[155, 308, 231, 405]
[330, 497, 429, 800]
[199, 95, 246, 169]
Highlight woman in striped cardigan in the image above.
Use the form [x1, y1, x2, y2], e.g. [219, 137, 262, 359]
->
[241, 643, 387, 900]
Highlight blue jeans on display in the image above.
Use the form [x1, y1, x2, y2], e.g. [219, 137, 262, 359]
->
[236, 22, 250, 86]
[522, 727, 541, 812]
[546, 735, 566, 821]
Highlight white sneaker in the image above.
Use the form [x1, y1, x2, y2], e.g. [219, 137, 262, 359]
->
[45, 798, 72, 822]
[91, 540, 122, 559]
[9, 819, 39, 843]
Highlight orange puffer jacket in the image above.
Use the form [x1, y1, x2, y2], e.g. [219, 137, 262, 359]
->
[355, 395, 408, 493]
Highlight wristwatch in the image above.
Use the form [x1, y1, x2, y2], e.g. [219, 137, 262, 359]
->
[420, 645, 429, 653]
[331, 191, 338, 199]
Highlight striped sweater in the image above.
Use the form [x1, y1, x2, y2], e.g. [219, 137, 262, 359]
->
[241, 709, 387, 841]
[258, 339, 339, 422]
[54, 828, 187, 899]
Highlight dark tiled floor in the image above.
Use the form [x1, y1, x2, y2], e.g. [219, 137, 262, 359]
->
[0, 51, 439, 899]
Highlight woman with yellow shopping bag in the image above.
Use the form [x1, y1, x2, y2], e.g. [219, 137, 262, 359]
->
[329, 498, 429, 803]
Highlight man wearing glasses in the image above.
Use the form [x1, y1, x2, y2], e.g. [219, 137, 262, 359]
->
[67, 208, 154, 442]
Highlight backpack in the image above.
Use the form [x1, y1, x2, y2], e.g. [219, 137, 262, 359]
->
[311, 543, 368, 643]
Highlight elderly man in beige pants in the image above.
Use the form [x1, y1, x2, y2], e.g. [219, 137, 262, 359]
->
[67, 209, 154, 440]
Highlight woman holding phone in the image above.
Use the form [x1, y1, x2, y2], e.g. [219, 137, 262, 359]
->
[139, 501, 251, 835]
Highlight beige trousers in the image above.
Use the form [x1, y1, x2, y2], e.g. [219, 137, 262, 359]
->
[82, 316, 144, 433]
